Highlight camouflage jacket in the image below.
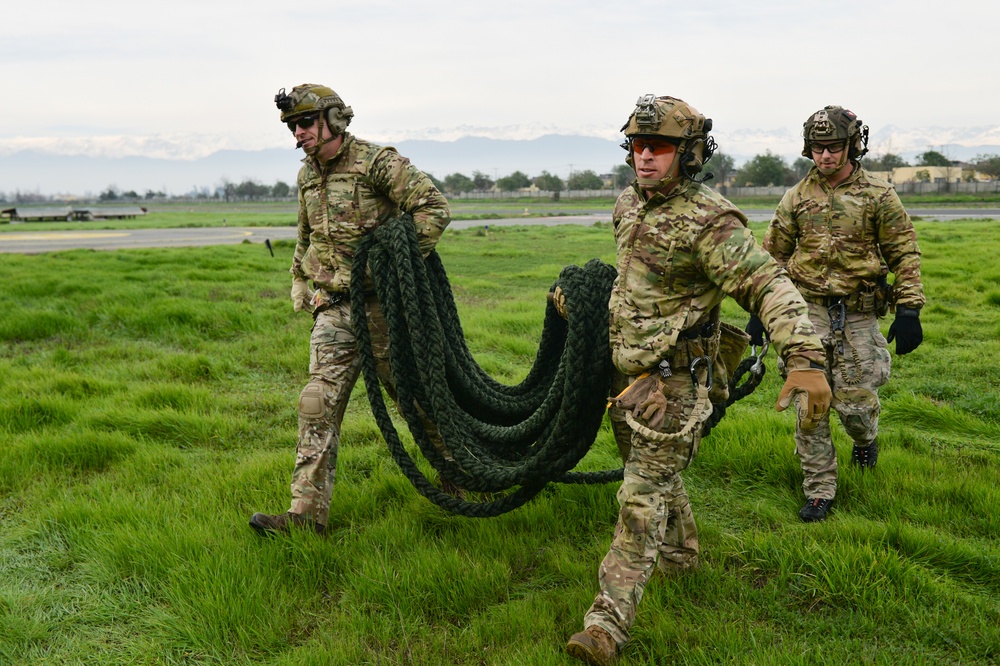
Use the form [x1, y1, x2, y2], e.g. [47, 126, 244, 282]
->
[764, 165, 925, 309]
[291, 132, 451, 292]
[609, 180, 824, 375]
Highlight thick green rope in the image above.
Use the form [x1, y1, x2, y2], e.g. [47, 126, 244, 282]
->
[351, 216, 620, 517]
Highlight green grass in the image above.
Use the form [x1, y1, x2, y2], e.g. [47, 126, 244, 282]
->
[1, 220, 999, 664]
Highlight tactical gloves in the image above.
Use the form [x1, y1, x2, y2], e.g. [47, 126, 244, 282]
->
[547, 286, 568, 319]
[612, 373, 670, 431]
[745, 314, 767, 347]
[291, 277, 314, 313]
[775, 358, 832, 430]
[887, 306, 922, 355]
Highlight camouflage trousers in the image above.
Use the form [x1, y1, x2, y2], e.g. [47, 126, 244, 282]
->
[585, 371, 701, 647]
[788, 302, 891, 500]
[288, 296, 394, 526]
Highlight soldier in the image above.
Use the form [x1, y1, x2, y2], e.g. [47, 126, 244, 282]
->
[249, 83, 451, 536]
[565, 94, 832, 665]
[746, 105, 925, 523]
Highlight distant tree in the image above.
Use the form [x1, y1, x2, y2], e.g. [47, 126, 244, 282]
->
[736, 151, 790, 186]
[703, 152, 735, 186]
[567, 169, 603, 190]
[235, 179, 270, 200]
[790, 157, 813, 182]
[99, 186, 120, 201]
[534, 171, 564, 192]
[472, 171, 494, 191]
[272, 181, 291, 198]
[444, 172, 475, 194]
[973, 153, 1000, 179]
[611, 164, 634, 190]
[915, 169, 931, 182]
[144, 190, 164, 200]
[917, 150, 951, 167]
[496, 171, 531, 192]
[864, 152, 909, 171]
[121, 190, 139, 199]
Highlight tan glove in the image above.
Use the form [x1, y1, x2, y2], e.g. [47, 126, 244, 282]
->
[291, 277, 314, 313]
[547, 286, 568, 319]
[611, 373, 669, 431]
[776, 368, 832, 430]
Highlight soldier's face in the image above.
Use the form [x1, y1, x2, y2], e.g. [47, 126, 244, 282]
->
[293, 113, 334, 152]
[810, 140, 847, 174]
[633, 137, 679, 186]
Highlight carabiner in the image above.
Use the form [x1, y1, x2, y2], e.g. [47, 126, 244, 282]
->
[689, 355, 713, 390]
[751, 340, 769, 375]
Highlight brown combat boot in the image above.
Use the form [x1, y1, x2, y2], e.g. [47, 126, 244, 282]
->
[566, 625, 618, 665]
[249, 512, 325, 536]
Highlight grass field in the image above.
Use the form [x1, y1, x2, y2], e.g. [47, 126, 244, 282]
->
[1, 217, 998, 664]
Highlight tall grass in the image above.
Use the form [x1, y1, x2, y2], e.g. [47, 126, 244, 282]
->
[1, 220, 998, 664]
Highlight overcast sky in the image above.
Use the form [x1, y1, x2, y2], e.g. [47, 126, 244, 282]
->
[4, 0, 998, 160]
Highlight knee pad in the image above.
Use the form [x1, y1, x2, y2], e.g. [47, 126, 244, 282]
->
[299, 382, 327, 420]
[834, 387, 880, 441]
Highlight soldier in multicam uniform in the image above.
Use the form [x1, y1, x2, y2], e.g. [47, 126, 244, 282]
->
[249, 84, 451, 536]
[746, 105, 925, 523]
[565, 95, 832, 666]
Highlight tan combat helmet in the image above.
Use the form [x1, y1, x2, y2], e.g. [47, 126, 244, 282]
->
[621, 94, 717, 190]
[274, 83, 354, 155]
[801, 105, 869, 161]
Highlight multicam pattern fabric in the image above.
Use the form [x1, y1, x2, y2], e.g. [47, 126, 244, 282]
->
[291, 132, 450, 292]
[584, 181, 827, 647]
[286, 133, 450, 525]
[586, 372, 702, 648]
[608, 179, 825, 375]
[784, 303, 890, 500]
[764, 166, 925, 309]
[290, 297, 392, 525]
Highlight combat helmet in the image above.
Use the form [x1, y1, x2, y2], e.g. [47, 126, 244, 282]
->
[621, 94, 717, 191]
[801, 105, 869, 162]
[274, 83, 354, 155]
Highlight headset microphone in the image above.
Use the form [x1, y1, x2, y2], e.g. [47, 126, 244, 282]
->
[295, 140, 304, 149]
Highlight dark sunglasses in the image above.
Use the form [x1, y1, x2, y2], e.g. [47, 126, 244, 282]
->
[286, 115, 318, 132]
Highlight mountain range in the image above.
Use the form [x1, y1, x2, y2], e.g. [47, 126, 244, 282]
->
[2, 126, 998, 197]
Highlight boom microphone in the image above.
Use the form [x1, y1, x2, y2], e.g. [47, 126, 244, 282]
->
[295, 140, 304, 148]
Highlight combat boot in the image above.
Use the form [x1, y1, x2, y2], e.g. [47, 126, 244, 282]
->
[249, 511, 325, 536]
[566, 625, 618, 665]
[851, 441, 879, 469]
[798, 498, 833, 523]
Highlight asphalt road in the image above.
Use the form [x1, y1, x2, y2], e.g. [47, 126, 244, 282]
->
[1, 209, 998, 254]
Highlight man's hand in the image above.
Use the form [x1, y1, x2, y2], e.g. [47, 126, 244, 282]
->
[547, 286, 568, 319]
[291, 277, 314, 313]
[776, 366, 832, 430]
[887, 306, 922, 355]
[745, 314, 767, 347]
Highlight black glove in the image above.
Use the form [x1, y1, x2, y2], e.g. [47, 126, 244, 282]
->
[887, 307, 922, 355]
[745, 314, 767, 347]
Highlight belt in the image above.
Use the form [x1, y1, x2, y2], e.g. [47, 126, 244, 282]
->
[678, 320, 716, 340]
[802, 294, 848, 307]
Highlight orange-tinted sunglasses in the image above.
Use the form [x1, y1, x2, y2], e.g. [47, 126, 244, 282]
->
[632, 137, 678, 156]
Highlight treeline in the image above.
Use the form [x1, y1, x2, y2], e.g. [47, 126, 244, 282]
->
[708, 150, 1000, 187]
[5, 152, 1000, 205]
[430, 165, 636, 195]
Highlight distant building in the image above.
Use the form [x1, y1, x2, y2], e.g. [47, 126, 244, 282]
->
[1, 206, 147, 222]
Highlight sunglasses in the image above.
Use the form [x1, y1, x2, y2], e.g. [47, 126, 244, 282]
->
[286, 115, 318, 133]
[632, 137, 678, 156]
[810, 141, 846, 155]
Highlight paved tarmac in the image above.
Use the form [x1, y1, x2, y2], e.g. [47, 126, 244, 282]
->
[1, 209, 997, 254]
